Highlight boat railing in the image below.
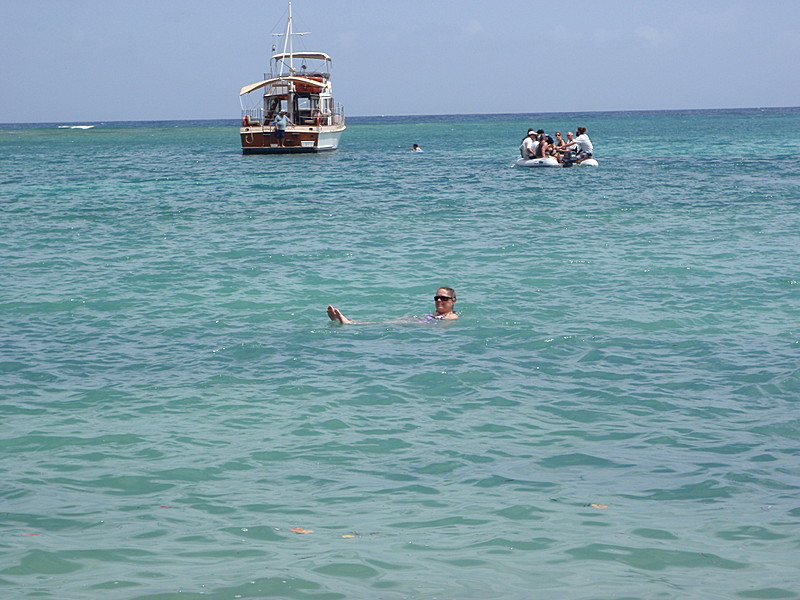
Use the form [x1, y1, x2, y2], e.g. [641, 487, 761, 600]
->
[311, 108, 344, 127]
[327, 103, 344, 126]
[266, 71, 329, 81]
[241, 109, 263, 126]
[241, 104, 344, 128]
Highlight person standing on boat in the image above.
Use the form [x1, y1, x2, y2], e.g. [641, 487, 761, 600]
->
[573, 127, 594, 163]
[272, 110, 293, 148]
[519, 130, 539, 159]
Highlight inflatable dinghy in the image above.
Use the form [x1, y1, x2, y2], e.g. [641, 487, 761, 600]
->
[515, 157, 560, 168]
[515, 156, 599, 168]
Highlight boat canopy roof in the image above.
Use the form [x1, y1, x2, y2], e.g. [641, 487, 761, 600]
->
[272, 52, 331, 62]
[239, 75, 329, 96]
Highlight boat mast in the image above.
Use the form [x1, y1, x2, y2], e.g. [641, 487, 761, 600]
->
[283, 3, 294, 76]
[273, 2, 310, 75]
[273, 2, 310, 121]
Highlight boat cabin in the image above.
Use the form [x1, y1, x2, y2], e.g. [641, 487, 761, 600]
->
[240, 52, 341, 128]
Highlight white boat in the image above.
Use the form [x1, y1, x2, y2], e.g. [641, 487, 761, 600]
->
[514, 156, 599, 168]
[515, 157, 561, 168]
[239, 3, 345, 154]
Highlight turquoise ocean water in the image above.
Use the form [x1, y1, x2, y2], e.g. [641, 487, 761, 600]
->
[1, 108, 799, 599]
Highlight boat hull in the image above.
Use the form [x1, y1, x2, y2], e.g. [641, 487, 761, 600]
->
[515, 157, 561, 168]
[240, 125, 345, 154]
[514, 157, 599, 168]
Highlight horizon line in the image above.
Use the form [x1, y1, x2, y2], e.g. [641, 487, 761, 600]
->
[2, 105, 799, 126]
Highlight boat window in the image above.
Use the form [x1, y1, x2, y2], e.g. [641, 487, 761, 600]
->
[295, 97, 318, 124]
[262, 97, 286, 124]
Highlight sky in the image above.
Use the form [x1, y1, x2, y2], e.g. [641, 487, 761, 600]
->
[1, 0, 799, 123]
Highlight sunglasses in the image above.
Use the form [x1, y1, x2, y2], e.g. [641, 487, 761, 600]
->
[434, 295, 454, 302]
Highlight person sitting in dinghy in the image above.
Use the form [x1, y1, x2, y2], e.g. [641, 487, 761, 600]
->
[556, 131, 581, 165]
[552, 132, 568, 163]
[520, 129, 534, 143]
[557, 131, 576, 153]
[535, 136, 556, 159]
[519, 130, 539, 159]
[573, 127, 594, 163]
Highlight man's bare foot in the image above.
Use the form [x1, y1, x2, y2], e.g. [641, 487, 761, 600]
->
[327, 305, 352, 324]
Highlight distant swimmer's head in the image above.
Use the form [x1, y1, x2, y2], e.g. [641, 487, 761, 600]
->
[434, 287, 457, 315]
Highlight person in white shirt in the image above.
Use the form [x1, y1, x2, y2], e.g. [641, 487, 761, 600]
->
[271, 110, 293, 147]
[573, 126, 594, 163]
[519, 130, 539, 158]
